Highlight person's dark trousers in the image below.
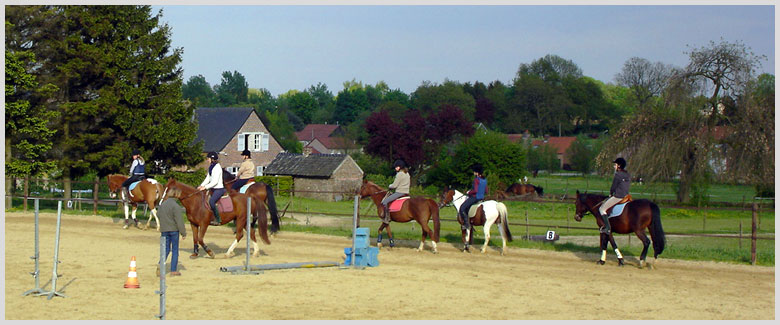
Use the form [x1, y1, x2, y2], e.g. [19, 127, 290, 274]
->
[459, 196, 479, 230]
[231, 178, 250, 192]
[121, 175, 144, 200]
[162, 231, 179, 272]
[210, 188, 226, 225]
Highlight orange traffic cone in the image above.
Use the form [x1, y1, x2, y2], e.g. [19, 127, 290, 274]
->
[123, 256, 140, 288]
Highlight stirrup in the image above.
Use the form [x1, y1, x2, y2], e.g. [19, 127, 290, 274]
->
[599, 226, 611, 234]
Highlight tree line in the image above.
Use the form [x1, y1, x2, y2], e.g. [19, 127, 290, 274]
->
[6, 5, 774, 204]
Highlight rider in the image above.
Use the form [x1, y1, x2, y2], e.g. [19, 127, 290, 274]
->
[121, 149, 146, 202]
[230, 149, 255, 192]
[198, 151, 225, 226]
[598, 157, 631, 234]
[381, 159, 410, 224]
[459, 163, 488, 231]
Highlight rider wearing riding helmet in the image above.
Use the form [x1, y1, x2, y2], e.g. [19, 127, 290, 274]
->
[121, 149, 146, 202]
[381, 159, 410, 224]
[231, 149, 255, 192]
[598, 157, 631, 234]
[198, 151, 225, 226]
[460, 163, 488, 231]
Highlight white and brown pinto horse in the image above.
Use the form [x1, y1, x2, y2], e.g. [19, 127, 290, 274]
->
[439, 188, 513, 255]
[106, 174, 164, 230]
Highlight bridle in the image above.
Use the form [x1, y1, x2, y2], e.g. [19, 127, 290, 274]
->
[438, 190, 467, 209]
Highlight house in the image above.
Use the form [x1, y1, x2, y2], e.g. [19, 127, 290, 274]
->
[263, 152, 364, 201]
[295, 124, 360, 154]
[530, 136, 577, 170]
[506, 130, 532, 145]
[193, 107, 284, 176]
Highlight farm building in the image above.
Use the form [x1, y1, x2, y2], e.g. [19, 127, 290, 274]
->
[263, 152, 364, 201]
[295, 124, 361, 154]
[192, 107, 284, 176]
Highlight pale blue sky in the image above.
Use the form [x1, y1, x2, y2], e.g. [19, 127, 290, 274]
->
[153, 5, 775, 96]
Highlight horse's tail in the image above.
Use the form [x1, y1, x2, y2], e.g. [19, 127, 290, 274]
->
[265, 183, 280, 234]
[429, 199, 441, 242]
[497, 202, 513, 242]
[255, 201, 271, 245]
[649, 201, 665, 257]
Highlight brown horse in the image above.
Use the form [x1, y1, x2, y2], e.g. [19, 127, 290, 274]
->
[505, 183, 544, 197]
[574, 190, 665, 268]
[163, 178, 270, 259]
[438, 187, 512, 254]
[106, 174, 164, 230]
[358, 180, 441, 253]
[221, 169, 280, 234]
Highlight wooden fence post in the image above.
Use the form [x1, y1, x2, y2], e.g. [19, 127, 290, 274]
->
[751, 203, 757, 265]
[24, 176, 29, 212]
[93, 177, 99, 216]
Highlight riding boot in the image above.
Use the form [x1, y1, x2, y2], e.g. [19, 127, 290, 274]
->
[460, 212, 471, 230]
[382, 205, 391, 224]
[210, 206, 222, 226]
[122, 187, 131, 203]
[599, 212, 611, 234]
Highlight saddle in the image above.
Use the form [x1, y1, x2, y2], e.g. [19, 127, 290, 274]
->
[606, 194, 632, 217]
[239, 180, 255, 194]
[466, 200, 485, 218]
[127, 178, 157, 198]
[388, 195, 410, 212]
[202, 191, 234, 213]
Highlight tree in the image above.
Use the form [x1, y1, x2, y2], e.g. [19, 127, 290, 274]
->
[614, 57, 675, 109]
[517, 54, 583, 85]
[527, 144, 560, 174]
[6, 5, 203, 199]
[214, 70, 249, 106]
[507, 74, 571, 135]
[259, 109, 302, 153]
[565, 136, 600, 176]
[432, 130, 526, 189]
[682, 38, 767, 124]
[333, 84, 371, 124]
[182, 74, 217, 106]
[286, 91, 318, 124]
[305, 82, 336, 123]
[410, 79, 476, 119]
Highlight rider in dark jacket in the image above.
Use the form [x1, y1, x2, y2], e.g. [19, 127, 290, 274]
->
[598, 157, 631, 234]
[459, 164, 488, 233]
[121, 149, 146, 202]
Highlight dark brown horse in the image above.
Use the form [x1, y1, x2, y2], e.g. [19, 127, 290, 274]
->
[221, 169, 280, 234]
[574, 190, 665, 268]
[438, 187, 512, 254]
[358, 180, 441, 253]
[163, 178, 270, 259]
[106, 174, 164, 230]
[505, 183, 544, 197]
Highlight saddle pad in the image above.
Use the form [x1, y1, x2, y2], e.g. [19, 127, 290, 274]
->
[608, 202, 628, 217]
[128, 181, 141, 192]
[388, 197, 410, 212]
[468, 201, 485, 218]
[239, 181, 255, 194]
[217, 195, 233, 213]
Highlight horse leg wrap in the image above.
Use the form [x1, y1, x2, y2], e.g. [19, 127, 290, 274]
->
[600, 250, 607, 261]
[389, 237, 395, 247]
[377, 233, 383, 245]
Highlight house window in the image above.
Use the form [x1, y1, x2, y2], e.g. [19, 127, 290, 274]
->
[237, 132, 269, 152]
[256, 165, 264, 176]
[226, 167, 238, 176]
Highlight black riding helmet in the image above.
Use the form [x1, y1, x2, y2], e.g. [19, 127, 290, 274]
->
[241, 149, 251, 158]
[132, 149, 141, 157]
[613, 157, 627, 169]
[207, 151, 219, 160]
[393, 159, 406, 169]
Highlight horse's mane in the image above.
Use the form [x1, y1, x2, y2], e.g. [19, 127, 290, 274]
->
[579, 192, 607, 202]
[169, 179, 197, 192]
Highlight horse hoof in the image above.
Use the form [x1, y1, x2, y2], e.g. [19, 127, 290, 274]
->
[189, 254, 198, 259]
[207, 251, 215, 259]
[377, 242, 383, 248]
[596, 260, 605, 265]
[122, 225, 129, 229]
[618, 259, 625, 267]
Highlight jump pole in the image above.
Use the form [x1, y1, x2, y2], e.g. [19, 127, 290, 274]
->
[36, 200, 66, 299]
[22, 199, 44, 296]
[156, 235, 166, 320]
[223, 196, 262, 275]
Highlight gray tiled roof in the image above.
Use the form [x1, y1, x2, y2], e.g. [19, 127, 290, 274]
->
[264, 153, 347, 178]
[194, 107, 256, 152]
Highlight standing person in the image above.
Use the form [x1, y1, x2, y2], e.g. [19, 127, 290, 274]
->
[230, 149, 255, 192]
[459, 164, 488, 232]
[157, 197, 186, 276]
[381, 159, 410, 224]
[198, 152, 225, 226]
[598, 157, 631, 234]
[121, 149, 146, 202]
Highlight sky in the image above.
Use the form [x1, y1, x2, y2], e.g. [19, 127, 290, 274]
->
[149, 3, 775, 97]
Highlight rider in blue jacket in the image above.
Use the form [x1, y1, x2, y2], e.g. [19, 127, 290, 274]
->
[459, 164, 488, 232]
[121, 149, 146, 202]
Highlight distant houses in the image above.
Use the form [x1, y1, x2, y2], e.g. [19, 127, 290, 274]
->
[263, 152, 364, 201]
[295, 124, 361, 155]
[506, 131, 576, 170]
[193, 107, 283, 176]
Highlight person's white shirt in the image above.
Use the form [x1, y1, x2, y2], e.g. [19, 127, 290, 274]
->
[199, 163, 224, 189]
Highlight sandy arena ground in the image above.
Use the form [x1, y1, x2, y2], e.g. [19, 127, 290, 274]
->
[3, 211, 775, 320]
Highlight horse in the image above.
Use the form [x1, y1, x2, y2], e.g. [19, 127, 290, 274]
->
[357, 180, 441, 253]
[505, 183, 544, 197]
[438, 188, 513, 255]
[221, 168, 280, 234]
[573, 190, 665, 268]
[106, 174, 164, 230]
[163, 178, 271, 259]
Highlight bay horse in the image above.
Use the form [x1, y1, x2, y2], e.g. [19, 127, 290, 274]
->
[574, 190, 665, 268]
[357, 180, 441, 253]
[438, 188, 513, 255]
[505, 183, 544, 197]
[163, 178, 271, 259]
[221, 169, 280, 234]
[106, 174, 164, 230]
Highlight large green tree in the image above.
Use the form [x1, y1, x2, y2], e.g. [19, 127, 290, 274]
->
[182, 74, 217, 107]
[214, 70, 249, 106]
[6, 5, 203, 199]
[410, 79, 476, 120]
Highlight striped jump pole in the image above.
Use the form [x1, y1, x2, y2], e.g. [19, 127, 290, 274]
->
[156, 235, 166, 320]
